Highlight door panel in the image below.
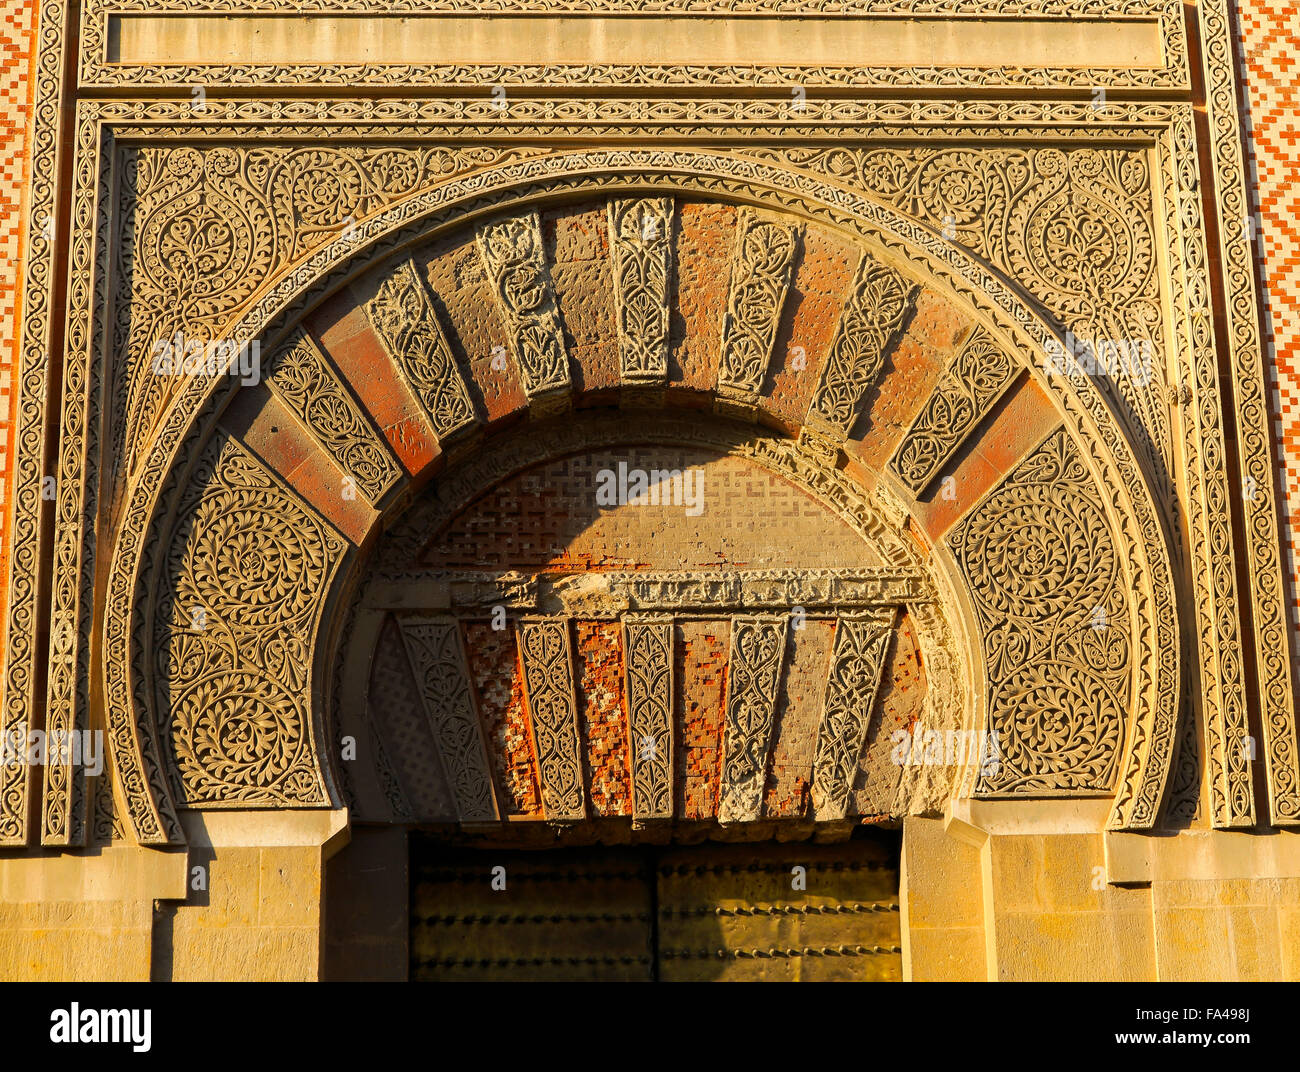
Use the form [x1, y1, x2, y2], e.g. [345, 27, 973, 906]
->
[410, 836, 901, 981]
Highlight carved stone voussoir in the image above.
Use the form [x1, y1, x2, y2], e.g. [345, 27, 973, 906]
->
[623, 615, 675, 822]
[516, 617, 585, 821]
[719, 615, 789, 824]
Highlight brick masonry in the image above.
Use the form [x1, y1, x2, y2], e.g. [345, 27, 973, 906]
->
[1236, 1, 1300, 623]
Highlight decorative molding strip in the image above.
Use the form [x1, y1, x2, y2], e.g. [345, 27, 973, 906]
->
[1161, 108, 1254, 829]
[608, 197, 672, 385]
[890, 327, 1018, 494]
[42, 101, 114, 846]
[716, 209, 798, 408]
[476, 212, 571, 405]
[266, 327, 402, 504]
[622, 616, 675, 821]
[516, 618, 585, 820]
[397, 617, 500, 823]
[810, 613, 895, 821]
[718, 616, 789, 824]
[1197, 0, 1299, 826]
[2, 0, 71, 845]
[363, 568, 933, 614]
[805, 255, 915, 440]
[950, 427, 1132, 796]
[364, 257, 480, 445]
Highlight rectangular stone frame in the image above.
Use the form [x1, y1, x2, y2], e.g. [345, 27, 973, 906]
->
[4, 0, 1295, 845]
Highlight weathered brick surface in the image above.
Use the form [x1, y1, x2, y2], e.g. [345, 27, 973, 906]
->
[845, 288, 971, 474]
[763, 227, 859, 434]
[218, 385, 375, 546]
[910, 372, 1059, 543]
[674, 619, 729, 820]
[416, 236, 527, 428]
[464, 621, 543, 817]
[669, 200, 737, 397]
[421, 446, 883, 571]
[308, 288, 440, 477]
[573, 620, 631, 817]
[543, 202, 620, 398]
[1237, 2, 1300, 624]
[763, 617, 836, 818]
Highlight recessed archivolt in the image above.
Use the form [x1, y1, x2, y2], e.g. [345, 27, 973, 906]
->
[101, 149, 1179, 845]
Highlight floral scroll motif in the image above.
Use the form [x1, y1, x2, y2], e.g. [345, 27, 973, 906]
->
[517, 618, 585, 820]
[716, 210, 798, 404]
[265, 328, 401, 503]
[154, 434, 345, 804]
[608, 197, 673, 383]
[805, 255, 916, 438]
[718, 616, 789, 823]
[891, 326, 1018, 493]
[770, 146, 1169, 469]
[949, 427, 1132, 794]
[113, 145, 542, 480]
[623, 616, 674, 821]
[476, 212, 572, 401]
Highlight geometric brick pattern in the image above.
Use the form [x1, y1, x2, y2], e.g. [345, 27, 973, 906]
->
[1237, 1, 1300, 622]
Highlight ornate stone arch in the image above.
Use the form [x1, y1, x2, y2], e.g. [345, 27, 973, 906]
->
[100, 149, 1180, 845]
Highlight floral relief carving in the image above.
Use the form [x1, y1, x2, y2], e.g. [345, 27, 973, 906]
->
[623, 616, 675, 821]
[608, 197, 673, 384]
[364, 257, 479, 442]
[716, 210, 798, 404]
[805, 255, 916, 438]
[113, 144, 543, 479]
[810, 614, 895, 821]
[767, 146, 1170, 468]
[265, 328, 402, 503]
[516, 618, 586, 820]
[719, 616, 789, 823]
[890, 326, 1018, 493]
[950, 427, 1132, 794]
[154, 433, 345, 805]
[476, 212, 572, 401]
[397, 617, 499, 823]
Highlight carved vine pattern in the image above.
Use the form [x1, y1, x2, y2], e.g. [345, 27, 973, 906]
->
[154, 434, 344, 804]
[265, 328, 401, 504]
[517, 618, 585, 820]
[950, 427, 1133, 794]
[623, 617, 675, 820]
[608, 198, 673, 383]
[93, 149, 1176, 840]
[717, 210, 798, 401]
[891, 326, 1018, 492]
[719, 617, 789, 823]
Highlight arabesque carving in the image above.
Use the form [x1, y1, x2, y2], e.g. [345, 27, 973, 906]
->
[265, 328, 401, 504]
[623, 616, 675, 821]
[950, 427, 1132, 794]
[517, 618, 585, 820]
[890, 327, 1018, 493]
[364, 257, 479, 443]
[608, 197, 673, 384]
[154, 433, 344, 805]
[719, 616, 789, 823]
